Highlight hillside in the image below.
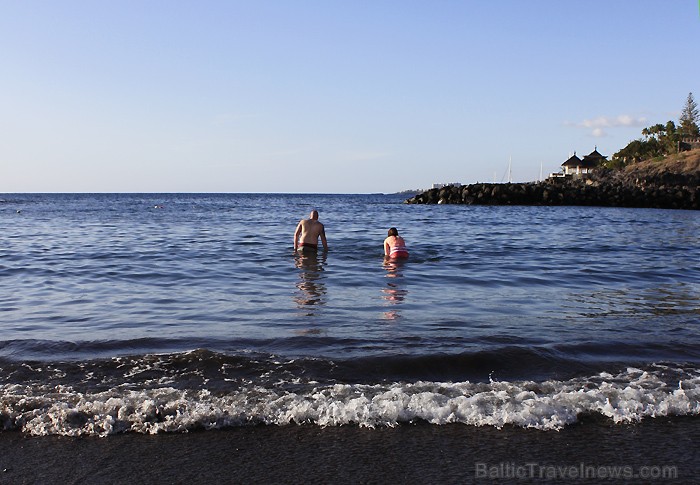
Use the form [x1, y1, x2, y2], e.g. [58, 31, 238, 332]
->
[622, 148, 700, 178]
[605, 148, 700, 188]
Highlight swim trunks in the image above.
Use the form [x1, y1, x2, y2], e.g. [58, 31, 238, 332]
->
[298, 242, 318, 251]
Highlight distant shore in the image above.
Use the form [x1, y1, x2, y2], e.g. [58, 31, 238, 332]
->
[405, 175, 698, 210]
[406, 151, 700, 210]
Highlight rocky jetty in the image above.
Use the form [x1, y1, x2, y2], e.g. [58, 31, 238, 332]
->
[406, 151, 700, 210]
[406, 173, 698, 209]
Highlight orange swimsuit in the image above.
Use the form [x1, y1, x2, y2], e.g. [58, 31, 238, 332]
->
[389, 243, 409, 259]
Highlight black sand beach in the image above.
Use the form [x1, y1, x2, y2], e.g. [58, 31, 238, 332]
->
[1, 418, 697, 484]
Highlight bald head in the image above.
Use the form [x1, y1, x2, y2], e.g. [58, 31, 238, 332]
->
[309, 210, 319, 220]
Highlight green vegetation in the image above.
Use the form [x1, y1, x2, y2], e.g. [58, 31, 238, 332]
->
[680, 92, 700, 136]
[607, 92, 699, 169]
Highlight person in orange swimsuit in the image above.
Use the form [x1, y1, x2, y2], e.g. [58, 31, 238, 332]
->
[384, 227, 409, 259]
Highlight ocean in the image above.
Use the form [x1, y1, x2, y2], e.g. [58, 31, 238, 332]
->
[1, 193, 698, 483]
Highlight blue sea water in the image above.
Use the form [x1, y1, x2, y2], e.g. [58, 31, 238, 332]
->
[0, 193, 698, 436]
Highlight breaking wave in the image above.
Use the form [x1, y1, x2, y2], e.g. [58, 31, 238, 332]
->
[2, 363, 698, 437]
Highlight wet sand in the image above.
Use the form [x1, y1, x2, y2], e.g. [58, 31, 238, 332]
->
[0, 418, 697, 484]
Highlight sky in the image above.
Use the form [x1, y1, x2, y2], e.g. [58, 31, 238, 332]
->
[1, 1, 699, 193]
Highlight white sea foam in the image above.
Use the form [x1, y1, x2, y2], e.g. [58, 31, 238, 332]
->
[2, 367, 698, 437]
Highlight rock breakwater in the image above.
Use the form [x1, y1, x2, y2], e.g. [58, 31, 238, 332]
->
[405, 170, 699, 210]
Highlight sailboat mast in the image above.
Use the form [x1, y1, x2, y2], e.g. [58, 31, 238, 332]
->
[508, 156, 512, 183]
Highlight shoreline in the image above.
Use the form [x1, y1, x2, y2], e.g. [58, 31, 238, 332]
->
[407, 149, 700, 209]
[405, 176, 699, 210]
[1, 418, 697, 484]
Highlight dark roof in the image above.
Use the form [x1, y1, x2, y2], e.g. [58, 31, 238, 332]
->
[561, 148, 607, 169]
[561, 154, 582, 167]
[582, 148, 607, 163]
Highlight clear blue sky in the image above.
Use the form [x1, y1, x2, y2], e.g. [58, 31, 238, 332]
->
[1, 0, 699, 193]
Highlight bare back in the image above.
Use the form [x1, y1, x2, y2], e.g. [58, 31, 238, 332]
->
[294, 211, 328, 251]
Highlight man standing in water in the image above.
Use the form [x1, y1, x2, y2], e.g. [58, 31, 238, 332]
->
[294, 210, 328, 252]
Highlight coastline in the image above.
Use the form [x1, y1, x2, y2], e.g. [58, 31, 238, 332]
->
[406, 150, 700, 209]
[1, 418, 697, 484]
[405, 172, 699, 210]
